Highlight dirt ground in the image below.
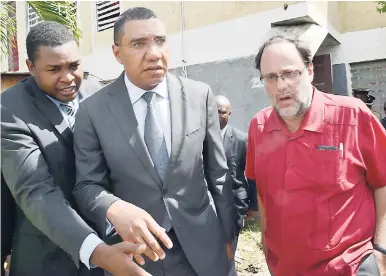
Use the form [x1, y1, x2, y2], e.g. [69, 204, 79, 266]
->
[236, 219, 271, 276]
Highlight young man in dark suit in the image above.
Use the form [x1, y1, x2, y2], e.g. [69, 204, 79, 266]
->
[1, 21, 148, 276]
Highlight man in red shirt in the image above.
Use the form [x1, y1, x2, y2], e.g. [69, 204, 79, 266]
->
[245, 35, 386, 276]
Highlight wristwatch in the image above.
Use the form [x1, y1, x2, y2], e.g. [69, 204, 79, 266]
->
[374, 244, 386, 255]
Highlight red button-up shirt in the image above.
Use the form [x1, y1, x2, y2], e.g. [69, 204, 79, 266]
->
[245, 89, 386, 276]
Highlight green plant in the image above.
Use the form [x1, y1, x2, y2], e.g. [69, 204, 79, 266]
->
[1, 1, 81, 56]
[376, 1, 386, 13]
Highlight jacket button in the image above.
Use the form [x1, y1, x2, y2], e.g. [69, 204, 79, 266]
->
[162, 188, 168, 195]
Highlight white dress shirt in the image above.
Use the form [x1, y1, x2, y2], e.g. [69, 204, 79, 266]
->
[124, 74, 171, 155]
[221, 124, 228, 141]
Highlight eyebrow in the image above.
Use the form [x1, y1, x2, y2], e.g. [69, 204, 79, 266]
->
[46, 60, 80, 67]
[129, 35, 166, 43]
[263, 67, 300, 75]
[47, 59, 80, 67]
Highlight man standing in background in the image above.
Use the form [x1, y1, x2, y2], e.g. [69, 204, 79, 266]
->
[215, 95, 258, 276]
[352, 88, 382, 120]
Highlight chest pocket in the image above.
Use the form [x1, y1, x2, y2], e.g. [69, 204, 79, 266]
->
[310, 122, 354, 192]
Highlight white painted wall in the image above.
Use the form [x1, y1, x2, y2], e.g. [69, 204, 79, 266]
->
[83, 2, 310, 79]
[82, 1, 386, 80]
[317, 27, 386, 65]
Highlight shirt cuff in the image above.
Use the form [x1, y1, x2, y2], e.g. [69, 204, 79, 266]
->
[106, 218, 117, 236]
[79, 233, 104, 269]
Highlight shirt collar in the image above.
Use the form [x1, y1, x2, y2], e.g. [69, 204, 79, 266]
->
[266, 87, 325, 133]
[45, 93, 79, 109]
[124, 73, 168, 104]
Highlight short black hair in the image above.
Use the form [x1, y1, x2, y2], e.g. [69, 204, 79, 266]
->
[254, 35, 312, 71]
[26, 21, 76, 63]
[113, 7, 157, 45]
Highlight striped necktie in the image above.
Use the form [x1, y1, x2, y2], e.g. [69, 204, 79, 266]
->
[59, 102, 76, 131]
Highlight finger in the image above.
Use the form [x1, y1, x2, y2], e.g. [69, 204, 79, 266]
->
[117, 242, 147, 265]
[116, 241, 146, 254]
[135, 236, 159, 262]
[141, 227, 167, 260]
[134, 254, 146, 266]
[226, 244, 233, 260]
[130, 243, 148, 265]
[146, 217, 173, 249]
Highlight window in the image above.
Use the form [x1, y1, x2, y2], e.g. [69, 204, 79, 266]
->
[27, 4, 42, 30]
[27, 2, 78, 31]
[96, 1, 120, 32]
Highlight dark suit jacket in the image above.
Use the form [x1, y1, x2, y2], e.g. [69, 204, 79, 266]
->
[223, 126, 257, 236]
[73, 73, 234, 276]
[1, 77, 99, 276]
[382, 117, 386, 129]
[1, 173, 15, 276]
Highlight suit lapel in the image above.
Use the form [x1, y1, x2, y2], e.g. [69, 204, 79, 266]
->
[107, 73, 162, 186]
[165, 74, 185, 183]
[26, 77, 73, 149]
[78, 83, 87, 101]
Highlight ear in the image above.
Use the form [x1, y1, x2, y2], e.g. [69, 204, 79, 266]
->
[112, 44, 123, 65]
[307, 62, 314, 82]
[26, 59, 35, 77]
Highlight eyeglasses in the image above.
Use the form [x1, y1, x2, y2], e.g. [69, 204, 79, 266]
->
[260, 64, 308, 85]
[118, 37, 167, 51]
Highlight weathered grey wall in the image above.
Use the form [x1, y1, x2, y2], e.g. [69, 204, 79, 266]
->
[170, 55, 269, 133]
[170, 56, 386, 132]
[350, 59, 386, 116]
[332, 63, 349, 96]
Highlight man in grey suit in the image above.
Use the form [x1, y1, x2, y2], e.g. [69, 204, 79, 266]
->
[215, 95, 258, 276]
[1, 21, 148, 276]
[73, 7, 235, 276]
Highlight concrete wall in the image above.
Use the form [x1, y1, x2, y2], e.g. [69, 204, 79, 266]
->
[14, 1, 28, 72]
[91, 1, 299, 50]
[339, 1, 386, 33]
[170, 55, 266, 132]
[6, 1, 386, 71]
[78, 1, 95, 57]
[350, 59, 386, 116]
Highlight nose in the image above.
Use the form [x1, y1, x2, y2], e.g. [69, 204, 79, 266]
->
[145, 43, 162, 61]
[60, 71, 75, 83]
[276, 76, 288, 91]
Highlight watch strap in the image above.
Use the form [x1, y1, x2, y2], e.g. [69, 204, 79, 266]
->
[374, 244, 386, 255]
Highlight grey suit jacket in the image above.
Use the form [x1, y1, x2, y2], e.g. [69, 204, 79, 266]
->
[1, 77, 98, 276]
[73, 72, 235, 276]
[223, 126, 257, 236]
